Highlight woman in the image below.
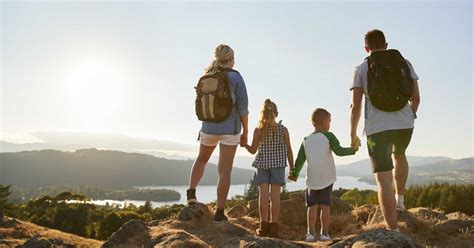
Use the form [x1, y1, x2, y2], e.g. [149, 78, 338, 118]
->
[187, 44, 249, 222]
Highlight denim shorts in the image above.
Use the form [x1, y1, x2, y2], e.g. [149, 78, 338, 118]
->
[253, 167, 286, 186]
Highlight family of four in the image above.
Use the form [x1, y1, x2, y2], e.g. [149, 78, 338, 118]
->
[187, 29, 420, 242]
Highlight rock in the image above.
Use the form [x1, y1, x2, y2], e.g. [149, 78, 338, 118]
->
[21, 237, 52, 248]
[102, 219, 150, 248]
[366, 205, 385, 226]
[178, 203, 212, 221]
[446, 211, 473, 220]
[434, 219, 474, 234]
[241, 237, 301, 248]
[330, 228, 419, 248]
[152, 230, 207, 248]
[408, 207, 447, 221]
[352, 204, 377, 224]
[227, 205, 247, 219]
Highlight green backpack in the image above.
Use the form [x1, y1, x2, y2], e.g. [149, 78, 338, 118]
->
[195, 67, 238, 122]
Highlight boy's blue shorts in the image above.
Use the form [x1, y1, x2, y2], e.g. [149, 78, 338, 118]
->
[306, 184, 333, 207]
[253, 167, 286, 186]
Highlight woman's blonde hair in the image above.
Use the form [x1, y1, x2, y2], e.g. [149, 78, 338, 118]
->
[205, 44, 234, 73]
[258, 99, 278, 139]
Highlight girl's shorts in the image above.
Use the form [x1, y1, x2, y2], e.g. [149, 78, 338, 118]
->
[253, 167, 286, 186]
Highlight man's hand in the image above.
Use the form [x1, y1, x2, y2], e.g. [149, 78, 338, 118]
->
[351, 134, 361, 151]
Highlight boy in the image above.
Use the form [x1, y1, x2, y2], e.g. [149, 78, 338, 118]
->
[289, 108, 358, 242]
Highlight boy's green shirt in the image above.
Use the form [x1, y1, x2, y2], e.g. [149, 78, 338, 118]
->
[291, 131, 356, 178]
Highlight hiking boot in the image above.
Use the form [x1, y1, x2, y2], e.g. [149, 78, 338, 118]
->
[213, 208, 228, 222]
[186, 189, 197, 205]
[256, 221, 270, 237]
[267, 222, 280, 238]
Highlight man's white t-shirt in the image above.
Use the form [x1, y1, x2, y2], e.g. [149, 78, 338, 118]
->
[350, 58, 419, 136]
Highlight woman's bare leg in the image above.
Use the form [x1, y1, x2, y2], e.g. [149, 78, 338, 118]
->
[216, 143, 237, 209]
[188, 144, 216, 189]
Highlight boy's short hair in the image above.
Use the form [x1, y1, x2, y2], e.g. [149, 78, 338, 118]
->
[312, 108, 331, 127]
[365, 29, 386, 50]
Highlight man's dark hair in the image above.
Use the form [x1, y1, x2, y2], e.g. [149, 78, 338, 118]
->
[365, 29, 386, 50]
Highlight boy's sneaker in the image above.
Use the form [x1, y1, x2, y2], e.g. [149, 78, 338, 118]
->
[396, 194, 406, 211]
[213, 208, 228, 222]
[320, 234, 331, 241]
[304, 233, 316, 242]
[186, 189, 197, 205]
[396, 201, 406, 211]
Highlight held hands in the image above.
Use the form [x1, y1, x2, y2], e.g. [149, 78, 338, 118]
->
[288, 168, 297, 182]
[351, 134, 361, 152]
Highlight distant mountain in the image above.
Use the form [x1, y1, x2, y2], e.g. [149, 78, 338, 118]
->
[0, 149, 254, 187]
[336, 156, 451, 178]
[356, 157, 474, 186]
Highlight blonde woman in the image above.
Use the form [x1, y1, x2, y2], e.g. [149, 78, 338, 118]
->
[243, 99, 294, 238]
[187, 44, 249, 222]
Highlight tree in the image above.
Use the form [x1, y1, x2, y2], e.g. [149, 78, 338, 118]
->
[244, 178, 259, 201]
[99, 212, 122, 240]
[0, 185, 12, 219]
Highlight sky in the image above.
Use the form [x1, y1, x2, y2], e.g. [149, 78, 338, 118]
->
[1, 1, 473, 165]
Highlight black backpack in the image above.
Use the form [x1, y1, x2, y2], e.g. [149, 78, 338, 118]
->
[195, 67, 237, 123]
[367, 49, 414, 112]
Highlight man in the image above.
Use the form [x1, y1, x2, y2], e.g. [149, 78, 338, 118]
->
[350, 29, 420, 231]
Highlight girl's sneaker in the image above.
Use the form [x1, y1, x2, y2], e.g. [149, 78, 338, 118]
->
[320, 234, 331, 241]
[304, 233, 316, 242]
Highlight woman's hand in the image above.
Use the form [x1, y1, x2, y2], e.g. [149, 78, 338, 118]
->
[240, 130, 248, 147]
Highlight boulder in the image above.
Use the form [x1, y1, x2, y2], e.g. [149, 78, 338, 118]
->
[330, 228, 419, 248]
[446, 211, 473, 220]
[21, 237, 52, 248]
[101, 219, 150, 248]
[408, 207, 447, 222]
[352, 204, 377, 224]
[435, 219, 474, 234]
[178, 203, 212, 221]
[241, 237, 301, 248]
[227, 205, 247, 219]
[152, 230, 207, 248]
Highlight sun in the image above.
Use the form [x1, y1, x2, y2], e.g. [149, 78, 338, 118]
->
[64, 60, 129, 128]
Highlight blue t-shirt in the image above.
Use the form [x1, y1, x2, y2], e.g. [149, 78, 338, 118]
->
[201, 70, 249, 135]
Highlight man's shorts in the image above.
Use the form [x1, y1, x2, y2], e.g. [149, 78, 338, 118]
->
[199, 131, 241, 146]
[253, 167, 286, 186]
[367, 128, 413, 173]
[306, 184, 333, 207]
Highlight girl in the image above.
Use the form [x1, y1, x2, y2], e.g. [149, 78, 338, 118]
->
[244, 99, 294, 238]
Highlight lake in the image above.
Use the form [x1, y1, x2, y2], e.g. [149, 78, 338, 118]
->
[89, 176, 377, 208]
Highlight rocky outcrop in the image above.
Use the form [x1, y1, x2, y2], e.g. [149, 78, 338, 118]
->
[331, 228, 419, 248]
[101, 220, 150, 248]
[100, 197, 473, 248]
[178, 203, 212, 221]
[241, 237, 302, 248]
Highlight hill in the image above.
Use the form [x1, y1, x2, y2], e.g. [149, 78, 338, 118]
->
[337, 157, 473, 185]
[0, 149, 254, 187]
[0, 217, 102, 247]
